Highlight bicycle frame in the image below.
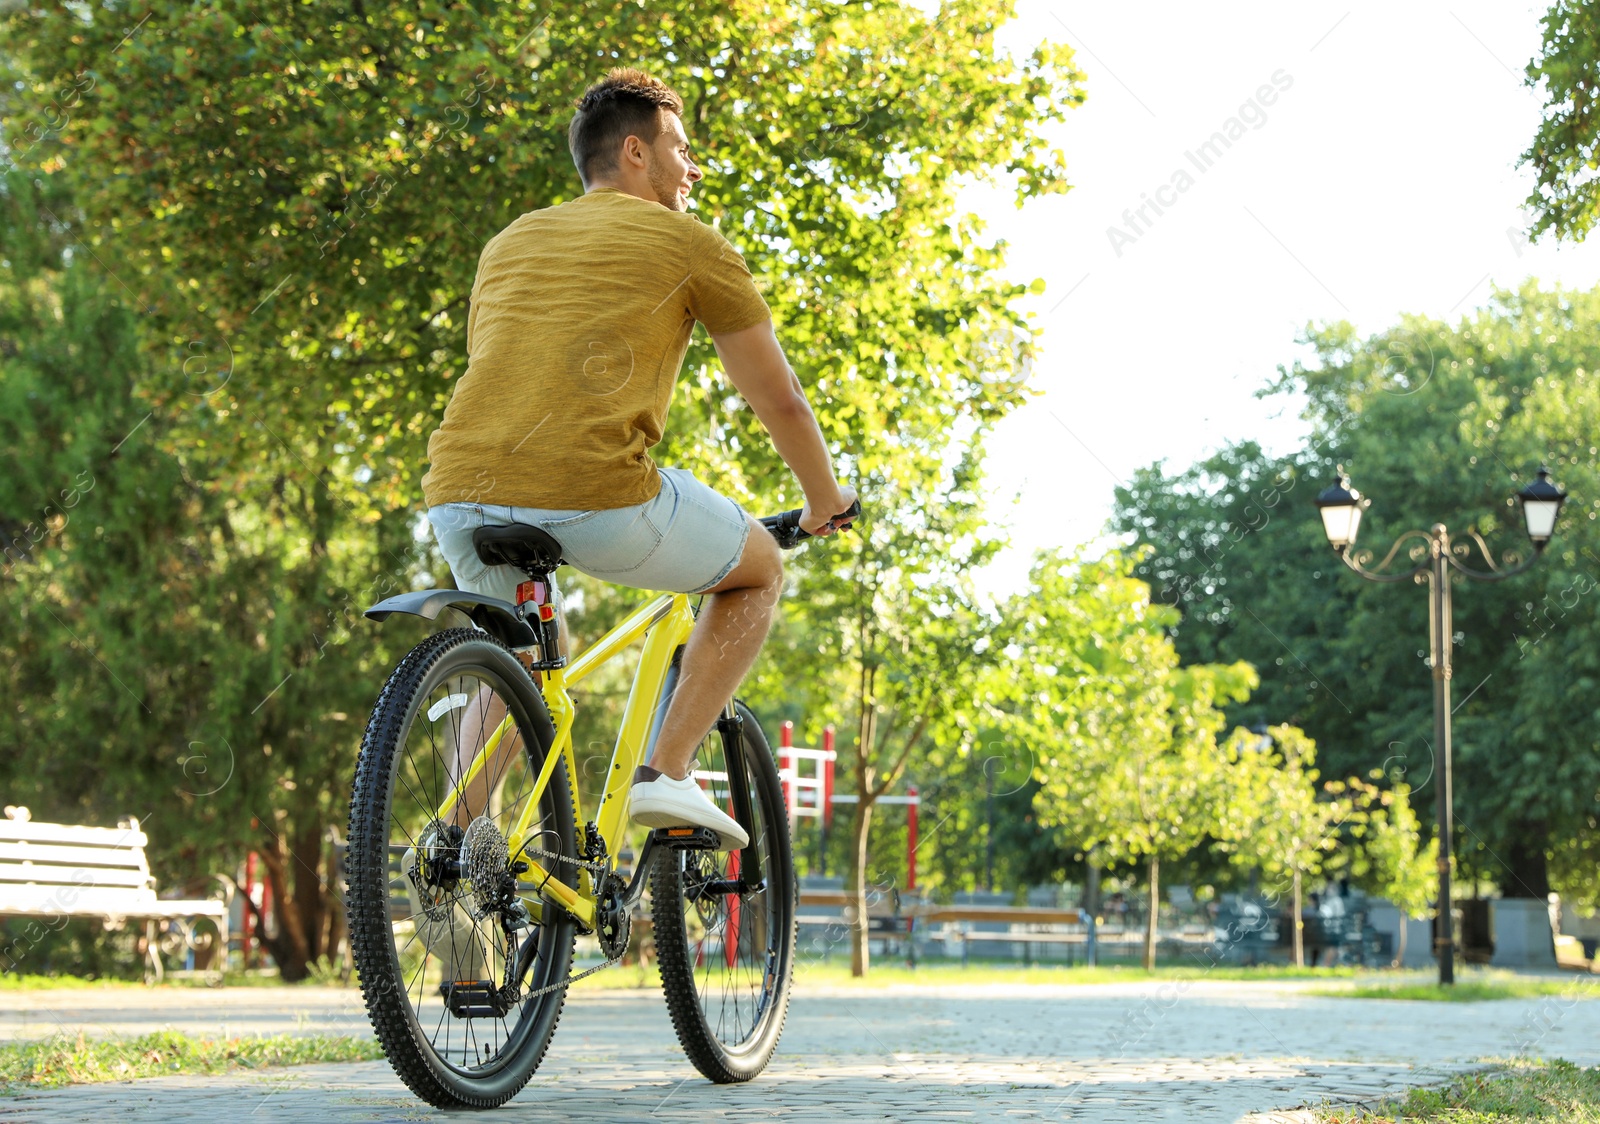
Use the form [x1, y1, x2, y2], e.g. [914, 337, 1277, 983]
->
[430, 591, 696, 929]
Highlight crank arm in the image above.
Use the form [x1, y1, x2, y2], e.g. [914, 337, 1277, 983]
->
[622, 835, 656, 913]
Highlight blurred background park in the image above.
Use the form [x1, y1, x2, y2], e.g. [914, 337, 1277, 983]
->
[2, 0, 1600, 994]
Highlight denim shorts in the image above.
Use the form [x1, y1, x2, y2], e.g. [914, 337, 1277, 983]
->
[427, 468, 752, 602]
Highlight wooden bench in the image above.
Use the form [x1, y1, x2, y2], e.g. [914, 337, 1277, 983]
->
[798, 888, 907, 929]
[797, 888, 915, 957]
[0, 810, 229, 983]
[912, 905, 1085, 965]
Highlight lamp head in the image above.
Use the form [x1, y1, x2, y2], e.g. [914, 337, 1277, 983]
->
[1315, 470, 1368, 551]
[1516, 466, 1566, 547]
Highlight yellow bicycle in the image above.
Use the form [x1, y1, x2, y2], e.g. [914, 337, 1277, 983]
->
[347, 506, 849, 1108]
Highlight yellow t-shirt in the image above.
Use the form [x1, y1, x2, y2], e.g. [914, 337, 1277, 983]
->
[420, 189, 771, 510]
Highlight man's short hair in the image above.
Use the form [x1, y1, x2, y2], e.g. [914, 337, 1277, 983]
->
[568, 68, 685, 187]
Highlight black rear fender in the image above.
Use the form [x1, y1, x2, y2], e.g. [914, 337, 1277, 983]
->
[364, 589, 538, 649]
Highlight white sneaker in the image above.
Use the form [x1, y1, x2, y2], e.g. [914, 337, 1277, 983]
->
[628, 766, 750, 852]
[403, 847, 489, 983]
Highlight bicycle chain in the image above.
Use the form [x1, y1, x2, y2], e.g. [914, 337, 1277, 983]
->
[516, 950, 623, 1001]
[514, 842, 610, 876]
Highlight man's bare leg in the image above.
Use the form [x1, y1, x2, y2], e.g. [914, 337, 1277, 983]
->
[647, 514, 783, 780]
[446, 627, 563, 826]
[447, 686, 517, 828]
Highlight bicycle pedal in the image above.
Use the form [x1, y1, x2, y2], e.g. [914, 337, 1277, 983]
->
[439, 979, 513, 1019]
[651, 826, 722, 851]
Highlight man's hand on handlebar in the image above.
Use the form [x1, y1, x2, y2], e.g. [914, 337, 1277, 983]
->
[758, 498, 860, 550]
[799, 484, 859, 537]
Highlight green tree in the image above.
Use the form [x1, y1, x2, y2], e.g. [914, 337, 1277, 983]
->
[1116, 283, 1600, 903]
[1549, 828, 1600, 914]
[1007, 549, 1257, 968]
[1333, 774, 1437, 966]
[1219, 725, 1343, 967]
[750, 447, 1018, 976]
[2, 1, 1087, 977]
[0, 170, 423, 980]
[1522, 0, 1600, 241]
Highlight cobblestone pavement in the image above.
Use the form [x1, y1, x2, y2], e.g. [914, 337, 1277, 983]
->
[3, 979, 1597, 1122]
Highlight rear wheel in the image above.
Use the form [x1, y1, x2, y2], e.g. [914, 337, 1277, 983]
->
[651, 701, 796, 1082]
[348, 628, 579, 1108]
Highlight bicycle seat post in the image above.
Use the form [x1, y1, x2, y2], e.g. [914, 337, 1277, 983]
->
[513, 573, 566, 671]
[470, 524, 569, 671]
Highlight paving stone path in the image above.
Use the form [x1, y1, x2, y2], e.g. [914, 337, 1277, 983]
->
[3, 978, 1597, 1122]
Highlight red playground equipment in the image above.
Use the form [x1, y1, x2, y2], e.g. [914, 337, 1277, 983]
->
[776, 722, 921, 889]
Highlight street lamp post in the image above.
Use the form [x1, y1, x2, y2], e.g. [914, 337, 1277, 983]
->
[1314, 467, 1567, 985]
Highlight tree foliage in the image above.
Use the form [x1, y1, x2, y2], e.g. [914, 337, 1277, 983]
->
[1522, 0, 1600, 242]
[0, 1, 1086, 977]
[1004, 549, 1257, 966]
[1217, 725, 1343, 966]
[1333, 775, 1437, 919]
[750, 443, 1024, 974]
[0, 170, 425, 979]
[1115, 282, 1600, 903]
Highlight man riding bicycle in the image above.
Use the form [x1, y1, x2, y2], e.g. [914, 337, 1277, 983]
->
[420, 67, 856, 854]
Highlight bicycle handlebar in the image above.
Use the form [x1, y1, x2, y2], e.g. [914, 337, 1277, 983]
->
[759, 499, 862, 550]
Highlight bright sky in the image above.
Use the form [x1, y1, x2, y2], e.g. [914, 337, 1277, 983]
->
[966, 1, 1600, 596]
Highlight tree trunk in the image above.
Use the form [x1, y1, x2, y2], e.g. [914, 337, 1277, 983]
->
[1291, 868, 1304, 968]
[252, 817, 330, 982]
[291, 819, 326, 964]
[1085, 861, 1101, 968]
[848, 799, 874, 978]
[1393, 909, 1408, 968]
[254, 842, 298, 979]
[1143, 854, 1159, 970]
[849, 663, 878, 979]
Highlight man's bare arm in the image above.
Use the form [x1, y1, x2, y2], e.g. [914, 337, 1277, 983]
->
[710, 318, 855, 534]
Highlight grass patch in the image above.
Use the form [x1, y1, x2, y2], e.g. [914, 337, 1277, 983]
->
[0, 1030, 383, 1092]
[6, 959, 1380, 995]
[787, 958, 1364, 988]
[0, 973, 139, 991]
[787, 954, 1363, 992]
[1, 960, 349, 990]
[562, 957, 1373, 992]
[1320, 1058, 1600, 1121]
[0, 970, 308, 991]
[1314, 972, 1599, 1002]
[573, 959, 1600, 996]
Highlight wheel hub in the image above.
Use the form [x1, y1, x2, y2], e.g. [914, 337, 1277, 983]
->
[682, 852, 722, 928]
[411, 821, 464, 922]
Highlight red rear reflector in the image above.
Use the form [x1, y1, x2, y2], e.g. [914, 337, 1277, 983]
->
[516, 580, 538, 605]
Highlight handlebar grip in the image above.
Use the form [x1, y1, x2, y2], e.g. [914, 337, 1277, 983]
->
[759, 499, 861, 550]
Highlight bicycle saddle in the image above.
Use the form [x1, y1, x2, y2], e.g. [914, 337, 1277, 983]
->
[471, 524, 565, 575]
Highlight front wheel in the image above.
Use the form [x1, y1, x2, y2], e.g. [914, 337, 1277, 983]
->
[651, 700, 796, 1083]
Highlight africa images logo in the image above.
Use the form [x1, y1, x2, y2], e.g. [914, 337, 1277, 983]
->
[1107, 70, 1295, 257]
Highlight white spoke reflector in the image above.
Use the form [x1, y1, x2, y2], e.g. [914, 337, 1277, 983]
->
[427, 692, 471, 722]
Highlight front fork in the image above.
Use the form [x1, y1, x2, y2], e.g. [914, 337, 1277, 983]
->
[717, 703, 765, 893]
